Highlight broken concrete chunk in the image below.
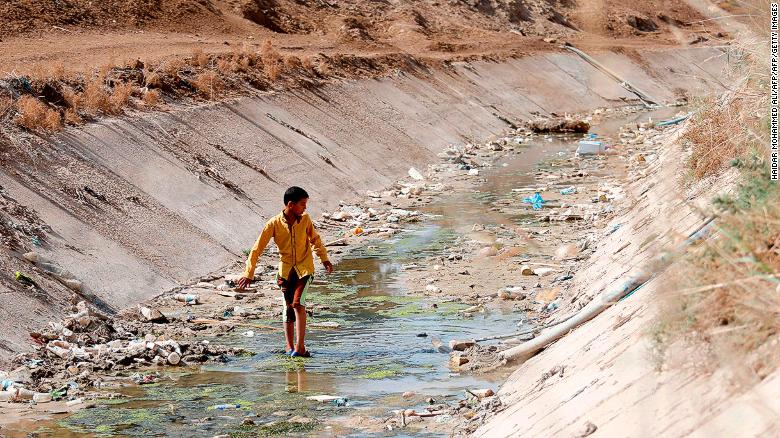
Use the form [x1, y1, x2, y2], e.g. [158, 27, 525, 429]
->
[139, 306, 169, 323]
[533, 267, 555, 276]
[449, 339, 476, 351]
[408, 167, 425, 180]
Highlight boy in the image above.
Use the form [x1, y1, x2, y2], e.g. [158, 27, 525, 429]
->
[237, 186, 333, 357]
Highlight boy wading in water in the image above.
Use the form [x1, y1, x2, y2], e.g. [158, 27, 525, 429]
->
[237, 187, 333, 357]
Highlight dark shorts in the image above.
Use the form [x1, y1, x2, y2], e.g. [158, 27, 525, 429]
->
[278, 269, 312, 323]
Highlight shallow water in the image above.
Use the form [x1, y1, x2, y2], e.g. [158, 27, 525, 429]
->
[19, 106, 687, 437]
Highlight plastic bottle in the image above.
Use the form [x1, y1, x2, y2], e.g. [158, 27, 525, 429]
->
[174, 294, 199, 305]
[212, 403, 241, 410]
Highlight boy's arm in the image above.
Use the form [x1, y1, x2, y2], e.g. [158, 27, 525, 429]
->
[242, 221, 274, 280]
[306, 217, 331, 270]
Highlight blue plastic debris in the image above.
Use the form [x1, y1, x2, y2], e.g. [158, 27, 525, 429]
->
[332, 397, 349, 407]
[656, 112, 693, 127]
[522, 192, 545, 210]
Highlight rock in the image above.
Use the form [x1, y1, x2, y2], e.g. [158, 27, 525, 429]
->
[331, 211, 350, 221]
[408, 167, 425, 180]
[533, 267, 555, 276]
[167, 352, 181, 365]
[241, 418, 256, 426]
[449, 339, 476, 351]
[554, 244, 579, 260]
[499, 291, 511, 300]
[576, 421, 598, 437]
[402, 391, 415, 399]
[627, 15, 658, 32]
[425, 285, 442, 293]
[520, 265, 534, 275]
[272, 411, 290, 417]
[366, 190, 381, 198]
[139, 306, 168, 323]
[477, 246, 498, 257]
[470, 388, 495, 398]
[450, 354, 469, 367]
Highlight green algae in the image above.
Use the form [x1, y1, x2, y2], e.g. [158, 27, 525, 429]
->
[230, 421, 316, 437]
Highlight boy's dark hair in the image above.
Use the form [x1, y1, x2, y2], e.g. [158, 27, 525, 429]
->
[284, 186, 309, 205]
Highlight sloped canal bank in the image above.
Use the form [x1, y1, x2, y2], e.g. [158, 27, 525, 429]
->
[5, 104, 688, 437]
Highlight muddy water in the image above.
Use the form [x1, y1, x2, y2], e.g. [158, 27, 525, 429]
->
[19, 106, 687, 437]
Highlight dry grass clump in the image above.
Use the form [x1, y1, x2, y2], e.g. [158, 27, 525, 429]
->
[63, 108, 83, 125]
[680, 97, 748, 179]
[109, 83, 135, 113]
[284, 55, 303, 71]
[142, 89, 160, 107]
[82, 80, 112, 115]
[261, 39, 283, 81]
[15, 95, 61, 132]
[192, 71, 223, 100]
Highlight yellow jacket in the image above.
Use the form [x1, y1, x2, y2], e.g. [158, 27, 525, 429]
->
[243, 211, 329, 280]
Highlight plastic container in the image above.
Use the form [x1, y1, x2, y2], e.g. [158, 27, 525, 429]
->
[212, 404, 241, 410]
[576, 140, 605, 155]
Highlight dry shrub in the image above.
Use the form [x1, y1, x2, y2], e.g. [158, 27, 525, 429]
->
[142, 89, 160, 107]
[64, 108, 83, 125]
[61, 86, 81, 110]
[261, 39, 283, 81]
[145, 71, 162, 88]
[301, 56, 315, 73]
[657, 189, 780, 381]
[216, 58, 233, 74]
[192, 71, 223, 100]
[98, 59, 116, 81]
[15, 95, 61, 132]
[284, 55, 303, 71]
[82, 81, 112, 115]
[110, 83, 134, 113]
[681, 97, 747, 179]
[193, 48, 210, 68]
[163, 58, 185, 76]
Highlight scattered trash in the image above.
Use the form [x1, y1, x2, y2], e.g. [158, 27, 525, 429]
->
[560, 187, 577, 195]
[522, 193, 545, 210]
[468, 168, 480, 176]
[353, 227, 364, 235]
[243, 330, 255, 337]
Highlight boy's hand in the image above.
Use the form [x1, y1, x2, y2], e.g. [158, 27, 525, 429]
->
[323, 261, 334, 274]
[236, 277, 252, 290]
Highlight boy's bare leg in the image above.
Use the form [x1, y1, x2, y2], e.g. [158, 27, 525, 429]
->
[294, 306, 307, 353]
[284, 321, 294, 352]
